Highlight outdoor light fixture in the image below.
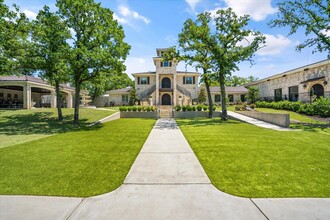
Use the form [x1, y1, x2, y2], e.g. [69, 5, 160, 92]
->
[303, 84, 307, 89]
[323, 81, 328, 86]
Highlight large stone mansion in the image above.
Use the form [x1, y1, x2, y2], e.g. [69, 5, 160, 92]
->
[95, 48, 248, 107]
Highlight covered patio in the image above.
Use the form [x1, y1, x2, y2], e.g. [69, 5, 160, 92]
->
[0, 75, 74, 109]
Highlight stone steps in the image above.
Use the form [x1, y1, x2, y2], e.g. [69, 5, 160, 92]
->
[159, 105, 173, 118]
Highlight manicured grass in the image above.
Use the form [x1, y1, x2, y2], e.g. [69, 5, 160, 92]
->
[0, 118, 155, 197]
[0, 108, 117, 148]
[255, 108, 323, 124]
[177, 118, 330, 198]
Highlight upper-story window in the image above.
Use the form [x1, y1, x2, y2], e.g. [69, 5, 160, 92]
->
[161, 61, 172, 67]
[138, 76, 150, 85]
[183, 76, 195, 85]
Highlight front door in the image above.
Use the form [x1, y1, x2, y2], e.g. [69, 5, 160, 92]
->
[162, 94, 171, 105]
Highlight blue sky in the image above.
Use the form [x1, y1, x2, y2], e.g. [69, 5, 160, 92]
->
[4, 0, 329, 80]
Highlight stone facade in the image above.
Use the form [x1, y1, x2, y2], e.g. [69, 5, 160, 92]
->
[247, 59, 330, 103]
[132, 48, 200, 106]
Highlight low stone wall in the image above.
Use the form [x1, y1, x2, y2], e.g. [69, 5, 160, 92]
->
[120, 111, 158, 118]
[173, 111, 221, 118]
[237, 111, 290, 127]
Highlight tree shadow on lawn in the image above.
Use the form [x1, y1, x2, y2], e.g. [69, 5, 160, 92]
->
[176, 118, 240, 128]
[0, 111, 102, 136]
[290, 122, 330, 133]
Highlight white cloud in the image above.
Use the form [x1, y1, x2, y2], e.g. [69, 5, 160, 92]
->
[320, 29, 330, 37]
[23, 9, 37, 20]
[114, 6, 151, 25]
[165, 35, 177, 44]
[257, 34, 292, 55]
[185, 0, 201, 11]
[124, 57, 155, 78]
[210, 0, 276, 21]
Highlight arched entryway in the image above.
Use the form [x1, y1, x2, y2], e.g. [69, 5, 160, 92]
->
[161, 77, 171, 88]
[311, 84, 324, 98]
[161, 94, 171, 105]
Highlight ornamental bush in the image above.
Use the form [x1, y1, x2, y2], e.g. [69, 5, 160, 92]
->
[197, 105, 202, 111]
[186, 105, 192, 111]
[175, 105, 181, 111]
[202, 105, 208, 111]
[192, 106, 196, 111]
[132, 106, 137, 112]
[137, 106, 142, 112]
[182, 106, 187, 111]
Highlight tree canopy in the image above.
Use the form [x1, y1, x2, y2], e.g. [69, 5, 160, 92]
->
[269, 0, 330, 56]
[225, 75, 259, 87]
[56, 0, 130, 123]
[32, 5, 71, 121]
[0, 0, 31, 75]
[203, 9, 265, 120]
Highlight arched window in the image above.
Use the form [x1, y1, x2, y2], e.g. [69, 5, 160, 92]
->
[161, 94, 171, 105]
[161, 77, 171, 88]
[311, 84, 324, 98]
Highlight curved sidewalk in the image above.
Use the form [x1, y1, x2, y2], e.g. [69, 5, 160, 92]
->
[1, 119, 329, 220]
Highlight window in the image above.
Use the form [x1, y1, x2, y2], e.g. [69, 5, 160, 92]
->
[161, 61, 172, 67]
[183, 76, 195, 84]
[0, 93, 3, 101]
[240, 94, 246, 102]
[215, 94, 221, 102]
[288, 86, 298, 102]
[139, 76, 149, 85]
[274, 88, 282, 101]
[228, 94, 234, 102]
[122, 94, 129, 103]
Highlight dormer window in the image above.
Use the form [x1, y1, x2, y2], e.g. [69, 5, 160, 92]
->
[161, 61, 172, 67]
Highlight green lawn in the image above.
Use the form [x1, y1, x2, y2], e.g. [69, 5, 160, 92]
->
[177, 118, 330, 198]
[0, 108, 116, 148]
[0, 118, 155, 197]
[255, 108, 323, 125]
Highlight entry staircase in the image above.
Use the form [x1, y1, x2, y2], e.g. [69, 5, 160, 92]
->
[159, 105, 173, 118]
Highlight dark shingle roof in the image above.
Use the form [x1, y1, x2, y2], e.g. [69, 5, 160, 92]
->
[0, 75, 74, 90]
[209, 86, 247, 93]
[107, 87, 132, 94]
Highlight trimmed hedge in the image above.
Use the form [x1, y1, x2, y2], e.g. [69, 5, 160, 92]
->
[119, 106, 157, 112]
[255, 97, 330, 117]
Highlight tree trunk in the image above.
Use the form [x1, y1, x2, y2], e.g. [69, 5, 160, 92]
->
[219, 73, 228, 121]
[55, 81, 63, 121]
[74, 83, 81, 124]
[205, 80, 213, 118]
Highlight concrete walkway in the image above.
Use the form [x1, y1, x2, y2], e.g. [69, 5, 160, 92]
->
[228, 111, 293, 131]
[1, 119, 329, 219]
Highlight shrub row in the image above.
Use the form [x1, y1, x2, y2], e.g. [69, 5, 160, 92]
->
[174, 105, 216, 112]
[119, 106, 157, 112]
[255, 97, 330, 117]
[235, 104, 255, 111]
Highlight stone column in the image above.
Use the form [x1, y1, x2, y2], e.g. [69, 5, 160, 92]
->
[156, 72, 159, 105]
[67, 93, 73, 108]
[23, 84, 31, 109]
[50, 91, 56, 108]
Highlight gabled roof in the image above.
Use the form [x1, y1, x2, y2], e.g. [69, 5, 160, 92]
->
[245, 59, 330, 86]
[131, 71, 156, 76]
[0, 75, 75, 91]
[107, 87, 132, 94]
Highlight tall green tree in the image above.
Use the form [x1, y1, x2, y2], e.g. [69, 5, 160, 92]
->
[87, 72, 133, 102]
[178, 13, 216, 118]
[225, 75, 259, 86]
[197, 87, 207, 103]
[32, 6, 71, 121]
[56, 0, 130, 124]
[246, 86, 260, 103]
[205, 9, 265, 120]
[0, 1, 31, 75]
[269, 0, 330, 56]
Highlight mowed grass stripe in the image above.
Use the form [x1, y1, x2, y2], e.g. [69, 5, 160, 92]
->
[177, 118, 330, 198]
[0, 118, 155, 197]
